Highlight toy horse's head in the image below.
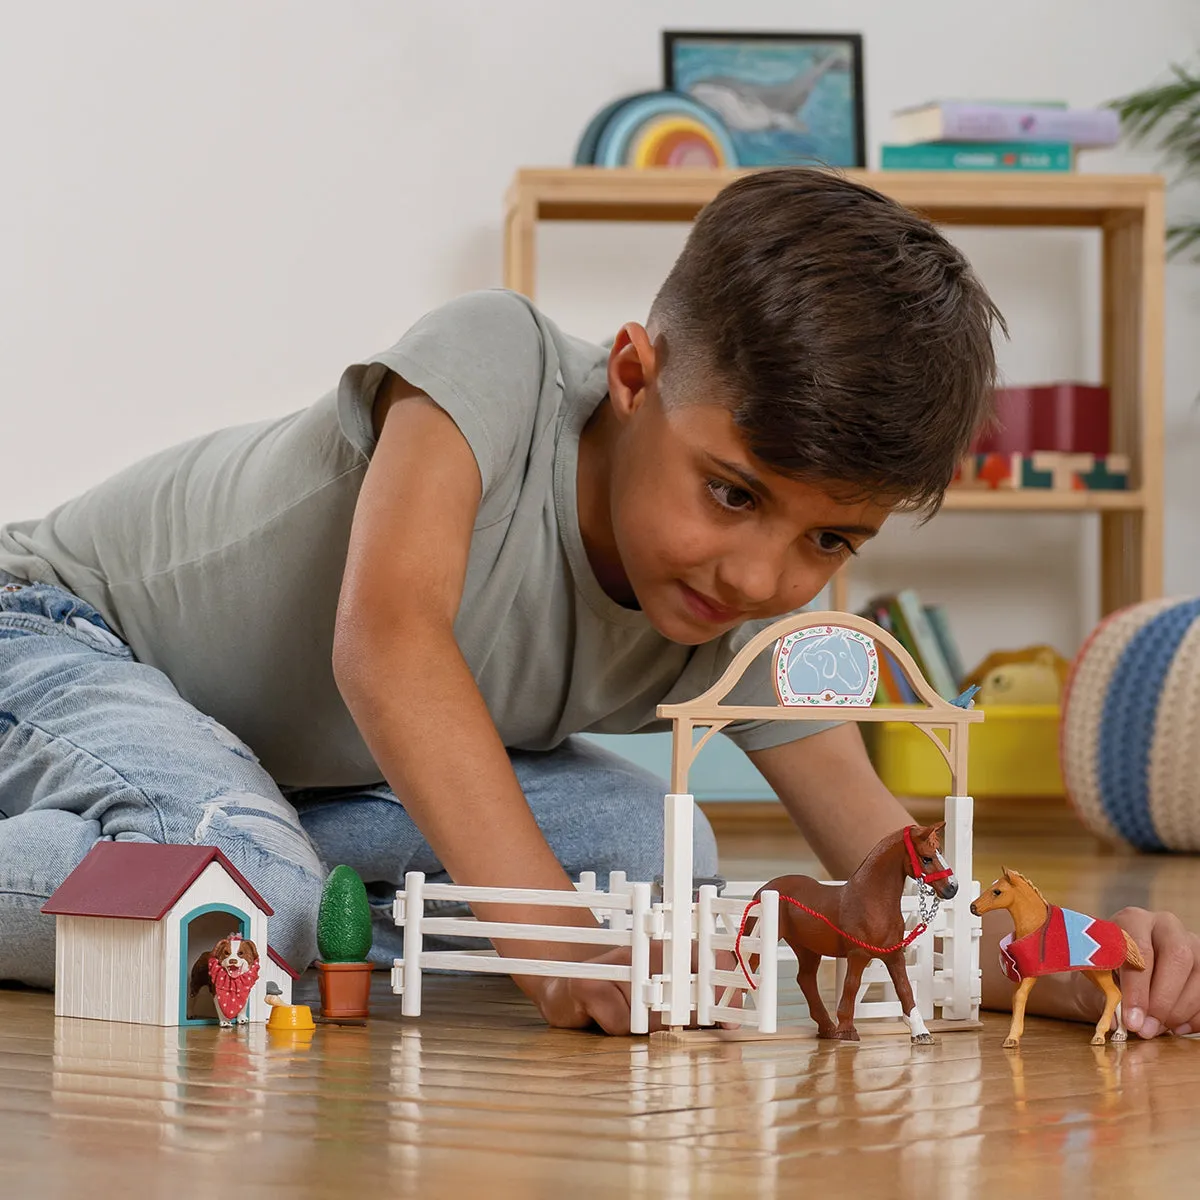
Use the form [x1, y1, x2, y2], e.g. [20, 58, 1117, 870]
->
[970, 867, 1039, 918]
[904, 822, 958, 900]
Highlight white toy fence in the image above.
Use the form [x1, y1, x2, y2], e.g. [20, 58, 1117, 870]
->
[390, 792, 978, 1034]
[389, 610, 983, 1034]
[392, 873, 657, 1033]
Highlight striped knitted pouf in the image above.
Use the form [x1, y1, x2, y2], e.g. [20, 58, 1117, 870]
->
[1061, 596, 1200, 851]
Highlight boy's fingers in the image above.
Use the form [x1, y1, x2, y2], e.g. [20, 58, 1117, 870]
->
[1162, 943, 1200, 1033]
[1112, 907, 1155, 1032]
[1143, 913, 1194, 1036]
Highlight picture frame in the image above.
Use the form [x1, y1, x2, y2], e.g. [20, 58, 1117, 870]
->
[662, 30, 866, 169]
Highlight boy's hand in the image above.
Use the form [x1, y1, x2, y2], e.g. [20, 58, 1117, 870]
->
[1110, 907, 1200, 1038]
[532, 970, 648, 1035]
[528, 943, 666, 1035]
[527, 945, 743, 1034]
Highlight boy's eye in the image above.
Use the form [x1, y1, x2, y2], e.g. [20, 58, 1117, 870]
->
[706, 480, 755, 512]
[813, 531, 856, 557]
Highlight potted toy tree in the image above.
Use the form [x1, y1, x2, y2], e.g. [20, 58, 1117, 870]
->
[316, 864, 375, 1019]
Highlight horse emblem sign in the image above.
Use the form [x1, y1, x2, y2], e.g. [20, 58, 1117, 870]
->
[773, 625, 879, 707]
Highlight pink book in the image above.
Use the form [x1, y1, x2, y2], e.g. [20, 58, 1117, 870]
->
[891, 102, 1120, 148]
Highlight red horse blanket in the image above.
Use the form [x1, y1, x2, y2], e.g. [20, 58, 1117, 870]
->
[999, 904, 1127, 984]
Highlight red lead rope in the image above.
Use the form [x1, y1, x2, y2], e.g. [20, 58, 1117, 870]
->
[733, 896, 928, 990]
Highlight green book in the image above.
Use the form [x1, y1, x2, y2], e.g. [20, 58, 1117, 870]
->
[924, 604, 967, 689]
[894, 589, 958, 700]
[881, 141, 1073, 171]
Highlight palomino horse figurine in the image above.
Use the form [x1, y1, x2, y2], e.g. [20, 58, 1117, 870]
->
[970, 868, 1146, 1048]
[741, 823, 958, 1043]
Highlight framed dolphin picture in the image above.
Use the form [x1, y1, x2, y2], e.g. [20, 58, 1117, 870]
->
[662, 30, 866, 168]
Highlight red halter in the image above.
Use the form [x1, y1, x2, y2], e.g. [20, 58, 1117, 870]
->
[905, 825, 954, 884]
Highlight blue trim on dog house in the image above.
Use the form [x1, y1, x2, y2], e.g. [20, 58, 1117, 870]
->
[178, 903, 251, 1026]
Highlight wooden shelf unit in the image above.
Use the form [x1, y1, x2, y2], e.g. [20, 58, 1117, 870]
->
[502, 167, 1166, 617]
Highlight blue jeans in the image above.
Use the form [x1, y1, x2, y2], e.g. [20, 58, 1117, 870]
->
[0, 573, 717, 987]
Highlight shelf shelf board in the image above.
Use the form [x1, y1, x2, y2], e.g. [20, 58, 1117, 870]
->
[941, 488, 1144, 512]
[506, 168, 1163, 229]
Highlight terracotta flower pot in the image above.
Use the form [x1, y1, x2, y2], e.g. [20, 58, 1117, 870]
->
[316, 961, 374, 1019]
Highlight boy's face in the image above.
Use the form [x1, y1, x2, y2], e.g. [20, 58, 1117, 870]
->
[592, 325, 893, 646]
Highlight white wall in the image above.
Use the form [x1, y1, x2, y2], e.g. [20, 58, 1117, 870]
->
[3, 1, 1198, 673]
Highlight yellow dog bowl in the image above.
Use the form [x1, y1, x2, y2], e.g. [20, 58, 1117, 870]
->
[267, 1003, 316, 1032]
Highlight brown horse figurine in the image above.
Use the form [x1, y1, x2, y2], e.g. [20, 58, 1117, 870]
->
[749, 823, 959, 1043]
[970, 868, 1146, 1048]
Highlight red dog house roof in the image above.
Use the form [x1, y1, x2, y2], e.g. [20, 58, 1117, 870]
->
[41, 843, 274, 920]
[267, 946, 300, 979]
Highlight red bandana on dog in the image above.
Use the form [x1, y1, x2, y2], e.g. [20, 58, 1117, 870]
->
[208, 940, 260, 1020]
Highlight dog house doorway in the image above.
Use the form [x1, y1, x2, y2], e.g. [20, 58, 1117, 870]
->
[180, 904, 251, 1025]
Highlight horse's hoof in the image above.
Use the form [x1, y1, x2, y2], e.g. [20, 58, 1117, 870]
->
[824, 1028, 860, 1042]
[1111, 1030, 1128, 1043]
[1002, 1037, 1020, 1049]
[911, 1033, 934, 1045]
[1091, 1033, 1107, 1046]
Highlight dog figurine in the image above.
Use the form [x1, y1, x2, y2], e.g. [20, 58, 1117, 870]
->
[188, 934, 261, 1026]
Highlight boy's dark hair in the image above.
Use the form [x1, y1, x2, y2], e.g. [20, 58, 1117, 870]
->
[649, 167, 1006, 519]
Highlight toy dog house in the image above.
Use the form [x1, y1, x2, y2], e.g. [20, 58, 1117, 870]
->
[42, 842, 295, 1026]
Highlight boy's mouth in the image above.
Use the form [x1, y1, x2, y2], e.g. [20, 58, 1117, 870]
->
[679, 583, 742, 625]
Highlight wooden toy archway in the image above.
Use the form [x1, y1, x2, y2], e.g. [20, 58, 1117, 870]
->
[657, 611, 983, 795]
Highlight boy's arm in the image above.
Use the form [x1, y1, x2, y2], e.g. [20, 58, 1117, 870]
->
[332, 376, 631, 1033]
[747, 723, 913, 879]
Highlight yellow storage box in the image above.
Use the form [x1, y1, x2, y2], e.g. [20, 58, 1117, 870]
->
[862, 704, 1063, 798]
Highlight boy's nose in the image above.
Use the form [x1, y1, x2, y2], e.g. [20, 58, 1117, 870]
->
[717, 557, 818, 614]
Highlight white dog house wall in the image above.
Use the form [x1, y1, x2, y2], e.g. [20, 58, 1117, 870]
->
[41, 842, 297, 1026]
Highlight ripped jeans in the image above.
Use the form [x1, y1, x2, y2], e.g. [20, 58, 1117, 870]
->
[0, 573, 717, 988]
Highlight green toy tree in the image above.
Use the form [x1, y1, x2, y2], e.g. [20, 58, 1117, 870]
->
[317, 864, 373, 963]
[1110, 56, 1200, 259]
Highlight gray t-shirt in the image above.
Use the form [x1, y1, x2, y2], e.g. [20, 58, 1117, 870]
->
[0, 290, 825, 786]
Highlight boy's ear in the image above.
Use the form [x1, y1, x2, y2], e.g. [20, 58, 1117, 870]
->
[607, 322, 658, 417]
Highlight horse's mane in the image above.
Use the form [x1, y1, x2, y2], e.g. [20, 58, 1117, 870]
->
[1005, 869, 1047, 903]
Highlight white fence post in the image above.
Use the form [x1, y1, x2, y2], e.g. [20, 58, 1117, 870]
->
[608, 870, 629, 934]
[941, 794, 978, 1021]
[662, 793, 695, 1028]
[630, 882, 652, 1035]
[401, 871, 425, 1017]
[757, 890, 779, 1035]
[696, 885, 716, 1027]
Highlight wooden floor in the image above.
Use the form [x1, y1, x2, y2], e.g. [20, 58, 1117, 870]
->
[4, 800, 1200, 1199]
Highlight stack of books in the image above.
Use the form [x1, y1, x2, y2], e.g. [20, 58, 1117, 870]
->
[859, 590, 965, 704]
[880, 99, 1121, 173]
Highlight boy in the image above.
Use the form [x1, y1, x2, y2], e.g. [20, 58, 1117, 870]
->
[0, 168, 1194, 1037]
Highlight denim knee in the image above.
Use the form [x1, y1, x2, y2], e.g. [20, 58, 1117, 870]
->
[516, 739, 719, 886]
[195, 804, 325, 971]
